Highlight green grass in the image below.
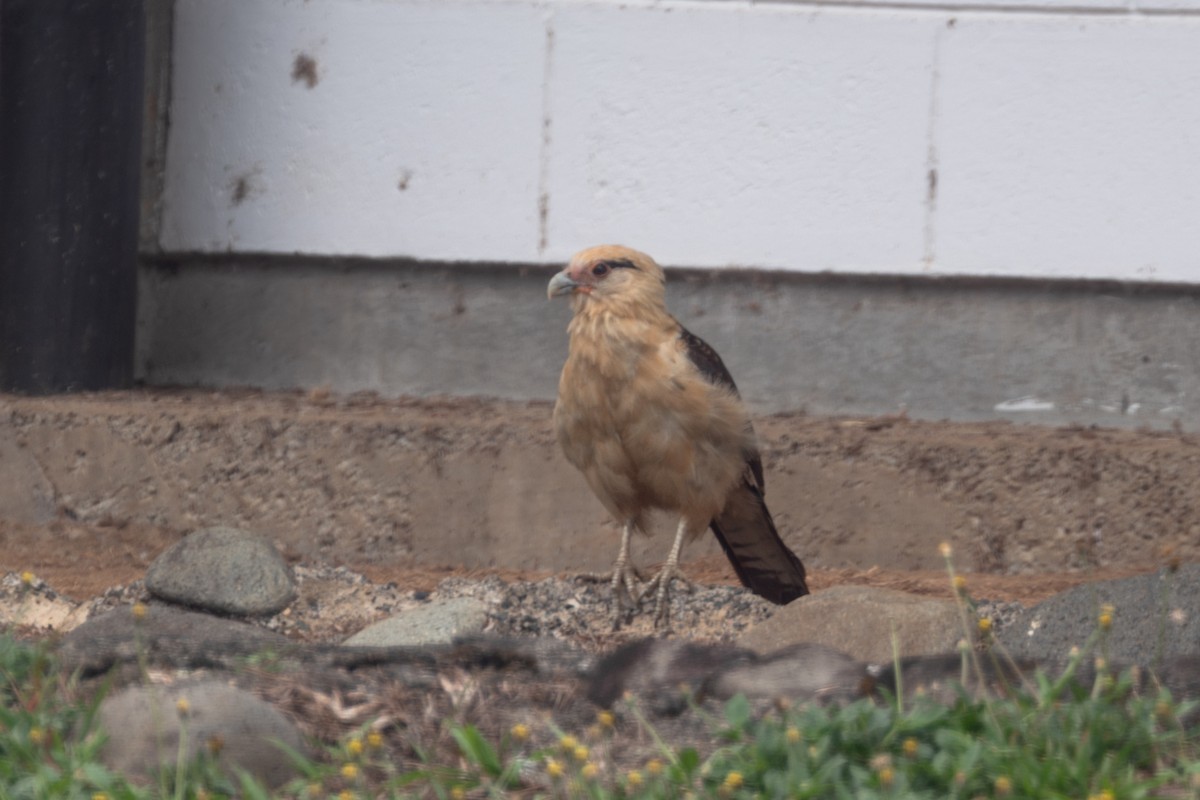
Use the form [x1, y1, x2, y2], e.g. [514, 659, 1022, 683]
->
[0, 631, 1197, 799]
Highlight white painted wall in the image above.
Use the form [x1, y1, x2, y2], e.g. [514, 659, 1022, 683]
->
[160, 0, 1200, 283]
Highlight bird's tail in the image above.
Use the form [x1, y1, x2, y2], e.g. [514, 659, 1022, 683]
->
[709, 483, 809, 604]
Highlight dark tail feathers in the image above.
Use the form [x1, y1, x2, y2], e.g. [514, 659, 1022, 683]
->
[709, 482, 808, 604]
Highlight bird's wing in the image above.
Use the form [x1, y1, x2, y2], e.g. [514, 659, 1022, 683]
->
[678, 325, 764, 490]
[679, 323, 809, 604]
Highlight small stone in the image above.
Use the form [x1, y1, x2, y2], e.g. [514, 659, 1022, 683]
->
[343, 597, 488, 646]
[146, 526, 295, 616]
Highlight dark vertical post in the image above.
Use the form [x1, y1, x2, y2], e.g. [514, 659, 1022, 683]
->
[0, 0, 145, 393]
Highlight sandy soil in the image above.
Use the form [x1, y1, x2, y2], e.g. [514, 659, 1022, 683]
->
[2, 389, 1196, 608]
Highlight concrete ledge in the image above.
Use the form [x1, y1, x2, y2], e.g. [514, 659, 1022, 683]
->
[138, 256, 1200, 429]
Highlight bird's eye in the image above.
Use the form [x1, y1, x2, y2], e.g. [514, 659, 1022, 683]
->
[592, 262, 610, 277]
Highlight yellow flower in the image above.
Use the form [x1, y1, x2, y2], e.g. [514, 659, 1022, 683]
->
[546, 758, 564, 779]
[786, 727, 801, 744]
[340, 762, 358, 780]
[597, 709, 615, 728]
[29, 727, 44, 745]
[723, 771, 744, 790]
[91, 794, 109, 800]
[1089, 791, 1115, 800]
[175, 697, 190, 716]
[347, 737, 364, 756]
[581, 762, 599, 779]
[953, 575, 967, 593]
[450, 787, 466, 800]
[306, 782, 322, 797]
[366, 730, 383, 749]
[977, 617, 993, 634]
[559, 734, 578, 751]
[902, 737, 919, 757]
[939, 542, 953, 558]
[627, 769, 644, 787]
[1099, 607, 1114, 630]
[878, 767, 895, 787]
[131, 602, 147, 620]
[645, 758, 664, 776]
[510, 722, 530, 742]
[20, 571, 35, 586]
[573, 744, 590, 762]
[995, 775, 1013, 795]
[338, 791, 354, 800]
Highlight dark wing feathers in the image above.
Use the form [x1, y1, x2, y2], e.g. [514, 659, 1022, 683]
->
[678, 323, 809, 604]
[678, 325, 764, 489]
[678, 325, 740, 395]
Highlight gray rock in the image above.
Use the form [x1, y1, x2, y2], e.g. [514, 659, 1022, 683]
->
[587, 638, 756, 714]
[58, 603, 292, 676]
[869, 652, 1038, 705]
[739, 585, 965, 663]
[703, 642, 869, 705]
[343, 597, 488, 646]
[998, 565, 1200, 670]
[1157, 655, 1200, 728]
[146, 527, 295, 616]
[97, 680, 307, 788]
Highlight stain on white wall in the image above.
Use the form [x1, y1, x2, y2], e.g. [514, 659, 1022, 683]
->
[160, 0, 1200, 282]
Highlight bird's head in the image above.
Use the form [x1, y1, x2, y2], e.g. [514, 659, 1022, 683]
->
[547, 245, 666, 311]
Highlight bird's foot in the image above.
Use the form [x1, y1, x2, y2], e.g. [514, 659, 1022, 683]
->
[575, 563, 643, 629]
[638, 563, 695, 630]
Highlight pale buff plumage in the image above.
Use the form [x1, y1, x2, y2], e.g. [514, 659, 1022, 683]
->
[548, 245, 808, 626]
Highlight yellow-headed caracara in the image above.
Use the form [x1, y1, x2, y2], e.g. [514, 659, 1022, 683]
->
[548, 245, 809, 627]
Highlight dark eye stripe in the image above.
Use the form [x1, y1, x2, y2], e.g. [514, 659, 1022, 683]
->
[607, 258, 638, 270]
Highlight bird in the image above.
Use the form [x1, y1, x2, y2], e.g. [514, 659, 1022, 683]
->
[547, 244, 809, 627]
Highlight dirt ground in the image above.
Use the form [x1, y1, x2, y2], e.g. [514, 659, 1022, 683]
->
[1, 389, 1197, 610]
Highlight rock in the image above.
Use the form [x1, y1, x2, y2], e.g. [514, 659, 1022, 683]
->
[96, 680, 307, 788]
[0, 572, 88, 631]
[998, 565, 1200, 670]
[146, 526, 295, 616]
[586, 638, 756, 714]
[343, 597, 488, 647]
[58, 604, 292, 677]
[703, 642, 869, 705]
[739, 586, 965, 663]
[1157, 655, 1200, 728]
[869, 652, 1038, 705]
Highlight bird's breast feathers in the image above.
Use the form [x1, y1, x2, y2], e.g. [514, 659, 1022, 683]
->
[554, 319, 752, 517]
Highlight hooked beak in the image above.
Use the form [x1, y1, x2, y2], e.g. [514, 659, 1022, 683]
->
[547, 270, 583, 299]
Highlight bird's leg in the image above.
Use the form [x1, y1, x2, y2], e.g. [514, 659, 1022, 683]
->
[609, 521, 642, 625]
[576, 521, 643, 628]
[639, 518, 697, 630]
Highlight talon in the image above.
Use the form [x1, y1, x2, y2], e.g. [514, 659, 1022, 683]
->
[639, 562, 696, 630]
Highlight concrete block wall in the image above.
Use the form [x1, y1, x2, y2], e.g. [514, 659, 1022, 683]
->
[157, 0, 1200, 282]
[139, 0, 1200, 427]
